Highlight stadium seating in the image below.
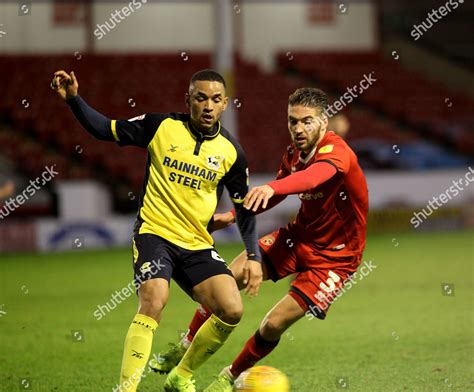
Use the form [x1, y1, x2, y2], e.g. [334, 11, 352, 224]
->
[0, 52, 471, 200]
[277, 51, 474, 159]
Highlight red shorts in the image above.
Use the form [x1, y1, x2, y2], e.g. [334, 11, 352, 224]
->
[259, 227, 362, 320]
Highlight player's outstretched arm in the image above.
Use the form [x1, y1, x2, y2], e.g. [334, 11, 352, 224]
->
[244, 161, 337, 212]
[209, 211, 236, 233]
[51, 70, 115, 141]
[212, 192, 287, 231]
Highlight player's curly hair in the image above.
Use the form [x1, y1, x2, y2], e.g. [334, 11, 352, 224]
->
[288, 87, 328, 112]
[190, 69, 226, 88]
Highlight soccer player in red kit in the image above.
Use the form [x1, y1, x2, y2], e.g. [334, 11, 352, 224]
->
[153, 87, 369, 391]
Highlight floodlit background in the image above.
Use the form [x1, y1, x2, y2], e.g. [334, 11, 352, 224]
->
[0, 1, 473, 391]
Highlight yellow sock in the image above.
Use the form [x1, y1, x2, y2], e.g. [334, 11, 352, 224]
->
[176, 314, 238, 377]
[119, 314, 158, 391]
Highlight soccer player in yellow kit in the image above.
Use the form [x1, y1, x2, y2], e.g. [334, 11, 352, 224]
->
[51, 69, 263, 392]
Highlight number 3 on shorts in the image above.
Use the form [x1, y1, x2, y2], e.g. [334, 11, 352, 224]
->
[319, 270, 341, 293]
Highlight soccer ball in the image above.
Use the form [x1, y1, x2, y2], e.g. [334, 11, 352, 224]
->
[234, 366, 290, 391]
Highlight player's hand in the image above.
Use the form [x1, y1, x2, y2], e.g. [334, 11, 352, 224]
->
[244, 185, 275, 212]
[51, 70, 78, 100]
[0, 180, 14, 200]
[211, 211, 236, 232]
[242, 260, 263, 297]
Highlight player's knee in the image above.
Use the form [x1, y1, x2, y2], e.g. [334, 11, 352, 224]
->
[214, 301, 243, 325]
[260, 315, 286, 340]
[138, 295, 166, 321]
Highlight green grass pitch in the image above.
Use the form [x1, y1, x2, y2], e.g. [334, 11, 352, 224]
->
[0, 231, 473, 391]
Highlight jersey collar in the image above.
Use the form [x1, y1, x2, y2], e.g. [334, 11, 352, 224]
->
[187, 119, 221, 140]
[299, 145, 317, 164]
[298, 130, 332, 164]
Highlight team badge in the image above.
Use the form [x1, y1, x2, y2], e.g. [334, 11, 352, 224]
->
[261, 236, 274, 245]
[318, 144, 334, 154]
[206, 155, 224, 170]
[140, 262, 152, 274]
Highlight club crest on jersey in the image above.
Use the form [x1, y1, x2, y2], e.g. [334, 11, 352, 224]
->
[206, 155, 224, 170]
[319, 144, 334, 154]
[261, 236, 275, 245]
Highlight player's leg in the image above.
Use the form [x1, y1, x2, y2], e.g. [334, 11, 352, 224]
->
[119, 278, 169, 391]
[119, 234, 175, 392]
[172, 269, 243, 378]
[205, 248, 361, 391]
[234, 253, 360, 374]
[185, 250, 269, 342]
[164, 247, 244, 390]
[202, 230, 300, 391]
[165, 227, 291, 363]
[230, 294, 304, 375]
[152, 250, 269, 374]
[203, 294, 304, 392]
[160, 227, 292, 384]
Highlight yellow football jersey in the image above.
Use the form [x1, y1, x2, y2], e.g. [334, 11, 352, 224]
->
[111, 113, 249, 250]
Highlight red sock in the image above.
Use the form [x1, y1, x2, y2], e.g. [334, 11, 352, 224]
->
[230, 330, 280, 377]
[186, 304, 212, 342]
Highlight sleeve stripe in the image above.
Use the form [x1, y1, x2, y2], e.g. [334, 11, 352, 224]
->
[110, 120, 120, 142]
[315, 159, 339, 171]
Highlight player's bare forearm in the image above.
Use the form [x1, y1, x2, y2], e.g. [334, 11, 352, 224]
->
[210, 211, 236, 233]
[242, 259, 263, 297]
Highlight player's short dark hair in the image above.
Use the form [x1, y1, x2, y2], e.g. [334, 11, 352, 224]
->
[190, 69, 226, 89]
[288, 87, 328, 113]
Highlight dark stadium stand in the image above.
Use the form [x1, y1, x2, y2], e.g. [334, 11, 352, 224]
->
[277, 51, 473, 166]
[1, 52, 472, 200]
[381, 1, 474, 68]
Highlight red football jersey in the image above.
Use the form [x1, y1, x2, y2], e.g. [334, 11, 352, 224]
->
[276, 131, 368, 257]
